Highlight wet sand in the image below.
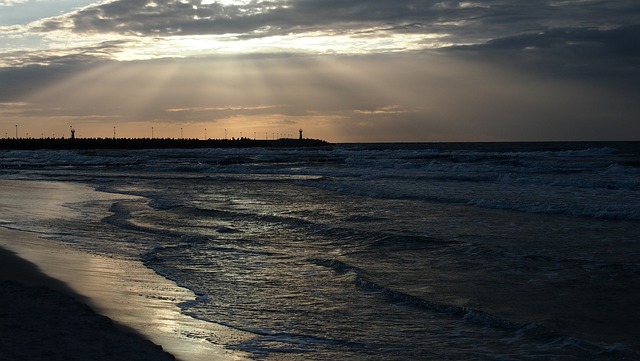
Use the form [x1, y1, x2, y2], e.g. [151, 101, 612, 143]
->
[0, 180, 252, 361]
[0, 228, 251, 361]
[0, 246, 175, 360]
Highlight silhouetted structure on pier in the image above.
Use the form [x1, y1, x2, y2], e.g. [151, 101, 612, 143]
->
[0, 137, 331, 150]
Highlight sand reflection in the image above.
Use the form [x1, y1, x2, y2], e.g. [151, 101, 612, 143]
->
[0, 180, 252, 361]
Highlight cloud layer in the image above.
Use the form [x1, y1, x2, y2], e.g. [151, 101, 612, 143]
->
[2, 0, 637, 64]
[32, 0, 639, 40]
[1, 1, 639, 141]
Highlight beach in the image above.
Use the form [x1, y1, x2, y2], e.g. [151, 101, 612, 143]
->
[0, 180, 251, 361]
[0, 245, 175, 360]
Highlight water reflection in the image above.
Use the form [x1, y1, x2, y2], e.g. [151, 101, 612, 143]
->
[0, 180, 252, 361]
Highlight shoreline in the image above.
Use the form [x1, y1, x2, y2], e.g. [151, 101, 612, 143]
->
[0, 245, 176, 360]
[0, 227, 252, 361]
[0, 179, 253, 361]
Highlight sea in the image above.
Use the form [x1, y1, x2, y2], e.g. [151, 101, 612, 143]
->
[1, 141, 639, 360]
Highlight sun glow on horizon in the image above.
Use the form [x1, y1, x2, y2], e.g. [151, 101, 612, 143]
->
[2, 1, 638, 142]
[3, 52, 474, 142]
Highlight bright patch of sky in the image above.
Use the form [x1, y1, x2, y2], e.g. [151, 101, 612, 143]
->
[115, 32, 448, 61]
[0, 0, 458, 63]
[0, 0, 99, 26]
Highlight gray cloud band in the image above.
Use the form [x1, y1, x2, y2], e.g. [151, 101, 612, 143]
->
[31, 0, 639, 40]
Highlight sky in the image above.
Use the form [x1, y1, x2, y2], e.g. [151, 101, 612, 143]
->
[0, 0, 639, 142]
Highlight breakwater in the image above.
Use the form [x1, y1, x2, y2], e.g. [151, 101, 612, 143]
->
[0, 138, 330, 150]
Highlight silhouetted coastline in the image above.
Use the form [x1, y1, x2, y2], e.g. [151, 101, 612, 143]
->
[0, 137, 330, 150]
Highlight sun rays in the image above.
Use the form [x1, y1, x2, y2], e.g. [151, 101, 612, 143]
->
[13, 52, 451, 141]
[4, 50, 511, 142]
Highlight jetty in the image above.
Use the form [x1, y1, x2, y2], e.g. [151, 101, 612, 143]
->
[0, 137, 330, 150]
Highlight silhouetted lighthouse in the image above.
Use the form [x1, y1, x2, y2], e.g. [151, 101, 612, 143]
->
[299, 129, 303, 140]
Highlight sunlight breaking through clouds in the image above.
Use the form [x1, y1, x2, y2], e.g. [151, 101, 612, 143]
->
[0, 0, 490, 65]
[137, 31, 448, 60]
[3, 0, 639, 66]
[1, 0, 639, 141]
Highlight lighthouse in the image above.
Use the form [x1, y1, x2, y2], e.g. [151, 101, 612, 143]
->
[299, 129, 303, 140]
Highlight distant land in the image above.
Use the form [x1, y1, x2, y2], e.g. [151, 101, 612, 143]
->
[0, 138, 331, 150]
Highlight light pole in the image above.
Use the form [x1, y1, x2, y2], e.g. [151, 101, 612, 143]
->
[151, 127, 154, 139]
[205, 128, 207, 140]
[15, 124, 17, 139]
[113, 126, 116, 139]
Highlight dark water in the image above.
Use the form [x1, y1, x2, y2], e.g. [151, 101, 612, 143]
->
[2, 142, 639, 360]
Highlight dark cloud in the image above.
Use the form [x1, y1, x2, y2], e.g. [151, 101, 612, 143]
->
[24, 0, 639, 87]
[462, 24, 640, 56]
[0, 64, 80, 102]
[30, 0, 638, 42]
[448, 24, 640, 89]
[1, 40, 130, 68]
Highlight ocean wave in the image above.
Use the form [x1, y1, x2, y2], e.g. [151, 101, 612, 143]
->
[467, 198, 640, 221]
[309, 257, 640, 359]
[310, 258, 523, 329]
